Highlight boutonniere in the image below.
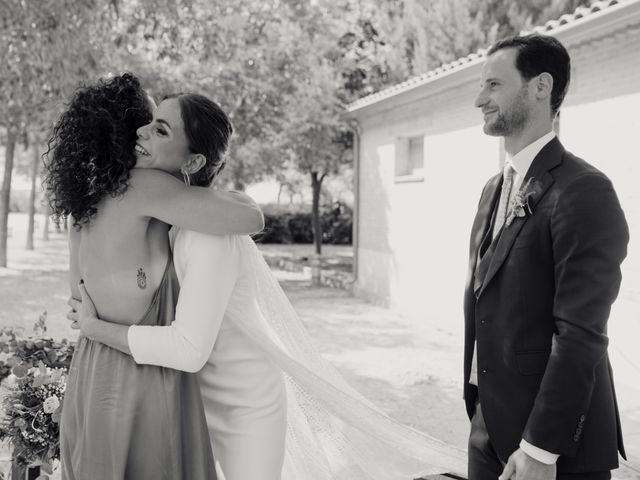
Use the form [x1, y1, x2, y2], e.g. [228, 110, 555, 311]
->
[505, 178, 542, 227]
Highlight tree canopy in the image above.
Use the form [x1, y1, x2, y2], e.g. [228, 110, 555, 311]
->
[0, 0, 590, 260]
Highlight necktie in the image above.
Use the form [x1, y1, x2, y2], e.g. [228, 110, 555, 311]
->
[493, 164, 514, 238]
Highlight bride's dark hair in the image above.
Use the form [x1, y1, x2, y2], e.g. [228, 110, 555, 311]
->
[165, 92, 233, 187]
[44, 73, 152, 228]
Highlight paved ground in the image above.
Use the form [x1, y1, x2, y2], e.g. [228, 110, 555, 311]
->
[1, 213, 638, 478]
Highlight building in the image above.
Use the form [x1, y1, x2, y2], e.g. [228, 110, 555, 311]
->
[346, 0, 640, 331]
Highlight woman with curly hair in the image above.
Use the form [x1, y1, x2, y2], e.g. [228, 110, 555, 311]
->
[45, 73, 263, 479]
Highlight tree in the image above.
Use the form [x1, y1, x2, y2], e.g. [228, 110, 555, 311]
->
[25, 133, 46, 250]
[271, 2, 354, 254]
[102, 0, 296, 190]
[0, 125, 17, 266]
[471, 0, 590, 41]
[0, 0, 103, 266]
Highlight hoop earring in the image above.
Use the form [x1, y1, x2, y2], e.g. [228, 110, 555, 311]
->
[181, 169, 191, 186]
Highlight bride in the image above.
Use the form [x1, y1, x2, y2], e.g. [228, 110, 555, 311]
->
[71, 91, 467, 479]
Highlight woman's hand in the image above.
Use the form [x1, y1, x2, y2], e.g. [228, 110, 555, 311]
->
[66, 282, 99, 338]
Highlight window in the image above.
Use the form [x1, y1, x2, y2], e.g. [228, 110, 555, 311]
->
[395, 136, 424, 182]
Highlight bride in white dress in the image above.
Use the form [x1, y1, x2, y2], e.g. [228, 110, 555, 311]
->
[72, 93, 466, 479]
[130, 230, 288, 479]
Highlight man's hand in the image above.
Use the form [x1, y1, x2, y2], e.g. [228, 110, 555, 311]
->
[66, 282, 99, 337]
[499, 448, 556, 480]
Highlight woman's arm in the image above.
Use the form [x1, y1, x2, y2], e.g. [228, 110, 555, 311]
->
[68, 217, 81, 300]
[75, 232, 240, 372]
[125, 168, 264, 235]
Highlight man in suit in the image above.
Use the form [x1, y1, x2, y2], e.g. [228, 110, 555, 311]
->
[465, 34, 628, 480]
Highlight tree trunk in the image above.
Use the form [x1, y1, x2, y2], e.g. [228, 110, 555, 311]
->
[26, 142, 40, 250]
[0, 128, 17, 267]
[43, 205, 50, 241]
[310, 171, 323, 256]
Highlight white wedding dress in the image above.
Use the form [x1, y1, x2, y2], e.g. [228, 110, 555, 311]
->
[128, 229, 466, 480]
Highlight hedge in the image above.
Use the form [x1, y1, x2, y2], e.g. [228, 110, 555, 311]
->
[254, 202, 352, 245]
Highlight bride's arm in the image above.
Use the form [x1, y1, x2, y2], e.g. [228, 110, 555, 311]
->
[77, 232, 240, 372]
[125, 168, 263, 235]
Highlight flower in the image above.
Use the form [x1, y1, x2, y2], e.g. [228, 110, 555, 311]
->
[0, 316, 75, 472]
[43, 395, 61, 414]
[505, 178, 542, 227]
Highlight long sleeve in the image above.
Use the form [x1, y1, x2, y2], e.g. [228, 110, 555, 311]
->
[128, 231, 240, 373]
[523, 172, 629, 455]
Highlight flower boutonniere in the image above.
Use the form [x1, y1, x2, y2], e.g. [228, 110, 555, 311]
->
[505, 178, 542, 227]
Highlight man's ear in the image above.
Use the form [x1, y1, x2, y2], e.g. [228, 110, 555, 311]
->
[185, 153, 206, 175]
[534, 72, 553, 100]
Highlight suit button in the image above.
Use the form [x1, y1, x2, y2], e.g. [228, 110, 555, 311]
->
[481, 369, 488, 374]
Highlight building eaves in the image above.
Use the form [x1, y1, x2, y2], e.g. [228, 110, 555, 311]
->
[346, 0, 632, 113]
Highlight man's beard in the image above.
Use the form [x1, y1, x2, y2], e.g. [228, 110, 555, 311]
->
[483, 88, 530, 137]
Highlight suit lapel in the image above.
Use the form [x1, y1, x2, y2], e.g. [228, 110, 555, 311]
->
[476, 137, 565, 298]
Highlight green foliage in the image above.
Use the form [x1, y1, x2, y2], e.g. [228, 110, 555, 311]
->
[0, 313, 75, 472]
[0, 0, 104, 131]
[287, 213, 315, 244]
[321, 202, 353, 245]
[0, 313, 74, 383]
[256, 202, 352, 245]
[258, 213, 294, 244]
[339, 0, 590, 82]
[0, 0, 589, 229]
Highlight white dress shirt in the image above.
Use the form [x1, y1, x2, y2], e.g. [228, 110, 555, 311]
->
[501, 130, 556, 218]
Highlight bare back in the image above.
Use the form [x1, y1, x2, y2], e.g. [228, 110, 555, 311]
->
[69, 191, 171, 325]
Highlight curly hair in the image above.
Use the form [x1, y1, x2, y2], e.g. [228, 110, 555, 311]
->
[44, 73, 152, 228]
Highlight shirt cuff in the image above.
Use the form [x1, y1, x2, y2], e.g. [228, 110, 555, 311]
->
[127, 325, 145, 364]
[520, 439, 559, 465]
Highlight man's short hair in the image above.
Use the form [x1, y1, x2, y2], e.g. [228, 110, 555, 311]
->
[488, 34, 571, 115]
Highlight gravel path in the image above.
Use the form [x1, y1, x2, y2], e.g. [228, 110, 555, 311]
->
[1, 213, 638, 478]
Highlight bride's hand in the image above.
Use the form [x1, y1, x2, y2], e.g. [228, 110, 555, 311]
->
[66, 282, 99, 337]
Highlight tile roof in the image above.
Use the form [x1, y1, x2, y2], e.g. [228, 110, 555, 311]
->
[347, 0, 628, 112]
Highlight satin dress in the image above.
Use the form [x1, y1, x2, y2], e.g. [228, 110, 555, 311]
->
[60, 255, 216, 480]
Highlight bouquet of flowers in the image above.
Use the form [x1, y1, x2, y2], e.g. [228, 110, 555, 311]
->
[0, 313, 75, 475]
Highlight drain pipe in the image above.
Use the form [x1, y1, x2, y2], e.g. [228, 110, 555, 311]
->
[347, 119, 361, 283]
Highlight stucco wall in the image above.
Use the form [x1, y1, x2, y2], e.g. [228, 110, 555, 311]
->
[353, 23, 640, 339]
[354, 80, 499, 330]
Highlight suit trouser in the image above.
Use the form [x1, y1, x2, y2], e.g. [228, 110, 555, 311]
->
[468, 401, 611, 480]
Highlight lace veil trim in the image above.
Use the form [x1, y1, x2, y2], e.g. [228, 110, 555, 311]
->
[230, 237, 466, 479]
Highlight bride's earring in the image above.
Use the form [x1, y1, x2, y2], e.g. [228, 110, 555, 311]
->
[181, 168, 191, 186]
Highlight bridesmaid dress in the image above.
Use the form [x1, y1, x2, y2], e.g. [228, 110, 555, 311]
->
[60, 254, 216, 480]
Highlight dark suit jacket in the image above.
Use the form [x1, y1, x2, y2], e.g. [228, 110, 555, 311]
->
[463, 137, 628, 473]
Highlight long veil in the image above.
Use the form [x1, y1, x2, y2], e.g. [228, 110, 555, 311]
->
[229, 236, 467, 479]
